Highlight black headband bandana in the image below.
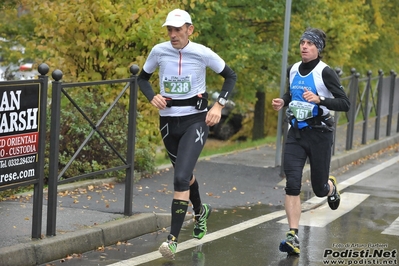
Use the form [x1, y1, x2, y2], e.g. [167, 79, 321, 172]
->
[299, 31, 324, 53]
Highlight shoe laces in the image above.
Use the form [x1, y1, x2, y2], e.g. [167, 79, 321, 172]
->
[194, 207, 207, 229]
[286, 232, 300, 246]
[195, 206, 207, 220]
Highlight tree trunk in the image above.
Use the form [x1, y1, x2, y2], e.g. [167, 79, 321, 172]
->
[252, 90, 265, 140]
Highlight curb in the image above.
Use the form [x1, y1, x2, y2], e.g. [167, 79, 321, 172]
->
[330, 134, 399, 171]
[0, 213, 177, 266]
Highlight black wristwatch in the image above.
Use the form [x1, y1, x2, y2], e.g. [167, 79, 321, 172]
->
[319, 96, 325, 104]
[217, 97, 227, 107]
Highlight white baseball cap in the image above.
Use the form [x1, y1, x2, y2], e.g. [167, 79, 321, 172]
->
[162, 9, 192, 27]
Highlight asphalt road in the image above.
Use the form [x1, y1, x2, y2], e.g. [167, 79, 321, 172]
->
[1, 125, 398, 266]
[40, 140, 399, 266]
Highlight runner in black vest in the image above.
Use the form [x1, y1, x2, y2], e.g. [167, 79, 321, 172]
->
[272, 27, 350, 256]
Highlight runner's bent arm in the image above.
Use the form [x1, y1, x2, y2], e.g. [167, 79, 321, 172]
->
[218, 65, 237, 99]
[137, 70, 167, 109]
[206, 65, 237, 126]
[137, 70, 155, 102]
[321, 67, 350, 112]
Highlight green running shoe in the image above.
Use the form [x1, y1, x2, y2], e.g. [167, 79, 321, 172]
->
[193, 203, 212, 239]
[159, 234, 177, 259]
[279, 230, 300, 255]
[328, 176, 340, 210]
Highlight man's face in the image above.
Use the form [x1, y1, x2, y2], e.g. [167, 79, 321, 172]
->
[300, 39, 319, 63]
[167, 24, 194, 49]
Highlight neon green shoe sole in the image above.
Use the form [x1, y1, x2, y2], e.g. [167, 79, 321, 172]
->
[193, 203, 212, 239]
[159, 234, 177, 259]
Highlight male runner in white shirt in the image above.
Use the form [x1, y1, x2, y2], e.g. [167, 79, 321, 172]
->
[138, 8, 237, 259]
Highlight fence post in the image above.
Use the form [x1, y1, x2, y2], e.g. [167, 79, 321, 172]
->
[332, 67, 343, 155]
[374, 70, 384, 140]
[386, 70, 396, 136]
[46, 69, 63, 236]
[346, 68, 358, 150]
[31, 63, 49, 238]
[124, 65, 139, 216]
[361, 70, 372, 145]
[394, 72, 399, 133]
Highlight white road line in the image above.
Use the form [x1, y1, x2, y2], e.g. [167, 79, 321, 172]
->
[108, 210, 287, 266]
[300, 154, 399, 207]
[277, 192, 369, 227]
[382, 216, 399, 236]
[109, 154, 399, 266]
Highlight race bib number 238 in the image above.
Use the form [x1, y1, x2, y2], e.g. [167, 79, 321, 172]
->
[163, 75, 192, 94]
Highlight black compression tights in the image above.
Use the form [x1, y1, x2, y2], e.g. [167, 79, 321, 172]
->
[190, 178, 202, 214]
[160, 112, 208, 192]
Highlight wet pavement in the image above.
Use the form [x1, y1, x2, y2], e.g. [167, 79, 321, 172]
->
[40, 141, 399, 266]
[1, 119, 399, 266]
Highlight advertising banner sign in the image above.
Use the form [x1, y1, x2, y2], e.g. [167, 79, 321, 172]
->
[0, 83, 41, 186]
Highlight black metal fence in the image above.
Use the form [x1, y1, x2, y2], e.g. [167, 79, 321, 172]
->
[46, 65, 140, 236]
[334, 69, 398, 154]
[0, 64, 139, 239]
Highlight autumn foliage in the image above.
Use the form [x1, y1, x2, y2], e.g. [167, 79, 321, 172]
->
[1, 0, 398, 177]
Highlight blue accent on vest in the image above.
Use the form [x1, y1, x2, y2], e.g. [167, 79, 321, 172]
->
[290, 73, 319, 129]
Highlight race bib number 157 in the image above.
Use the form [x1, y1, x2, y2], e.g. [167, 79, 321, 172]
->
[289, 100, 317, 121]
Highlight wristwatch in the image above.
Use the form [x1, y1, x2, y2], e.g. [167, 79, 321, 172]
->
[217, 97, 227, 107]
[319, 96, 325, 103]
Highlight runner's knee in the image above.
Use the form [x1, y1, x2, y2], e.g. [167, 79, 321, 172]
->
[174, 175, 190, 191]
[285, 187, 301, 196]
[313, 184, 329, 197]
[285, 176, 301, 196]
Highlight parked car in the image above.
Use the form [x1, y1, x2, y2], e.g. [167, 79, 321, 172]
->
[209, 92, 243, 140]
[0, 37, 37, 81]
[0, 60, 38, 81]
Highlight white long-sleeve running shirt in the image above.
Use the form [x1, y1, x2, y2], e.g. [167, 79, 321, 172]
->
[142, 40, 226, 117]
